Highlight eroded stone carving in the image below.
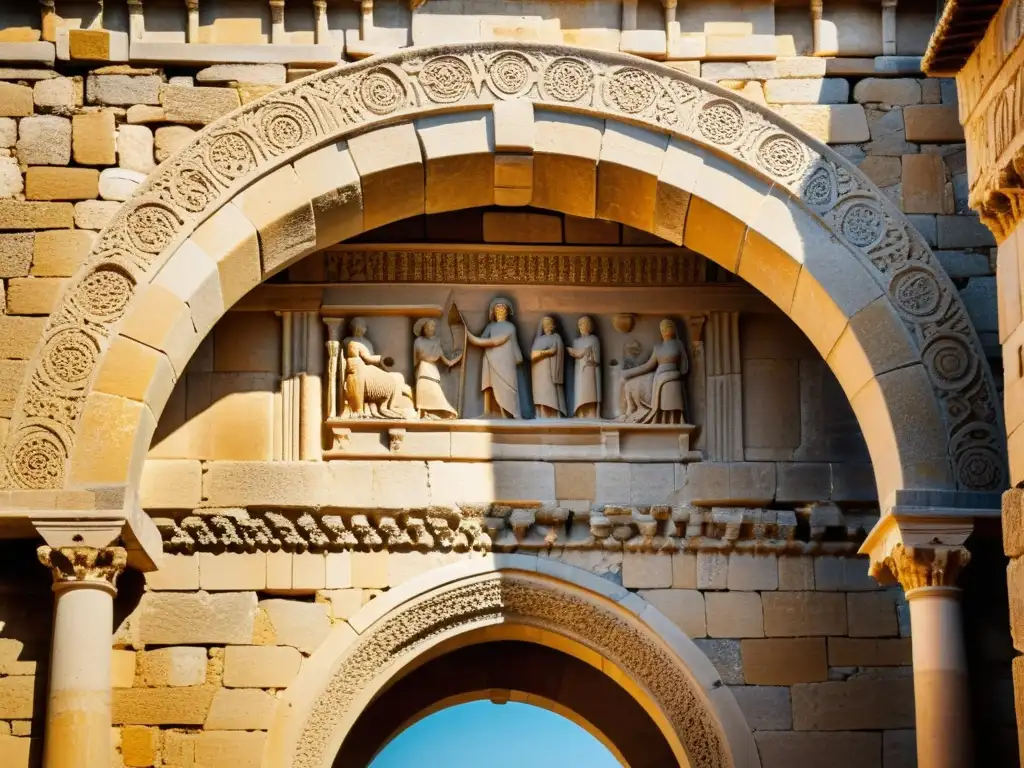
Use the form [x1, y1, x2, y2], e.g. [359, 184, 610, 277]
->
[342, 317, 414, 419]
[619, 318, 688, 424]
[291, 573, 728, 768]
[413, 317, 463, 420]
[567, 316, 602, 419]
[530, 316, 566, 419]
[2, 43, 1002, 495]
[466, 297, 524, 419]
[37, 545, 127, 591]
[870, 543, 971, 590]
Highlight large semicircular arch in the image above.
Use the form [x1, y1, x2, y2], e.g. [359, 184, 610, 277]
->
[0, 42, 1004, 509]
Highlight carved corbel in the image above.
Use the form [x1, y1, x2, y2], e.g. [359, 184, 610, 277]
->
[38, 546, 127, 594]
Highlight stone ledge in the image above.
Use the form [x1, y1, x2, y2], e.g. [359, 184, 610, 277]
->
[129, 42, 343, 67]
[0, 42, 56, 66]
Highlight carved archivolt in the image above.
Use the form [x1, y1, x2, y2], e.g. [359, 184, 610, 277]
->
[0, 42, 1004, 495]
[292, 572, 729, 768]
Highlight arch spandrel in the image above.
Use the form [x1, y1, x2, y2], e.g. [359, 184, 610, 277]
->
[0, 42, 1004, 509]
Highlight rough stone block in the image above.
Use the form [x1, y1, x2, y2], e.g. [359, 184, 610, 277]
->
[0, 316, 46, 358]
[258, 598, 331, 655]
[696, 551, 729, 590]
[903, 105, 962, 142]
[113, 688, 215, 726]
[25, 167, 98, 200]
[72, 111, 116, 165]
[727, 553, 778, 591]
[882, 730, 916, 768]
[792, 679, 915, 730]
[622, 552, 672, 589]
[139, 591, 257, 645]
[197, 64, 286, 85]
[155, 125, 196, 163]
[73, 199, 119, 230]
[140, 647, 207, 687]
[778, 557, 815, 590]
[0, 82, 32, 116]
[813, 556, 878, 591]
[706, 591, 764, 638]
[99, 167, 146, 201]
[117, 125, 155, 174]
[6, 277, 64, 314]
[730, 685, 792, 730]
[828, 637, 912, 666]
[30, 228, 91, 277]
[755, 732, 881, 768]
[764, 78, 849, 104]
[936, 215, 995, 248]
[199, 552, 267, 591]
[638, 589, 706, 638]
[0, 118, 15, 148]
[774, 105, 869, 143]
[33, 77, 76, 112]
[554, 462, 596, 501]
[673, 552, 697, 588]
[0, 677, 34, 719]
[563, 215, 619, 244]
[0, 233, 32, 277]
[223, 645, 302, 688]
[693, 638, 743, 684]
[762, 592, 847, 636]
[847, 592, 899, 637]
[0, 736, 30, 767]
[121, 726, 158, 767]
[160, 85, 241, 125]
[16, 115, 71, 165]
[901, 154, 952, 214]
[1004, 488, 1024, 558]
[741, 637, 828, 684]
[193, 732, 265, 768]
[87, 74, 161, 106]
[852, 78, 921, 105]
[858, 155, 902, 188]
[205, 688, 276, 730]
[145, 554, 200, 591]
[126, 104, 165, 124]
[864, 108, 915, 156]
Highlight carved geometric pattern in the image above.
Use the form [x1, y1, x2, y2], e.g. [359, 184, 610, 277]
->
[0, 42, 1004, 494]
[293, 573, 728, 768]
[155, 503, 879, 556]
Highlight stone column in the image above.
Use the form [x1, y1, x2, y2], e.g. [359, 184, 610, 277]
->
[313, 0, 329, 43]
[185, 0, 199, 43]
[37, 546, 127, 768]
[269, 0, 286, 44]
[872, 543, 973, 768]
[881, 0, 897, 55]
[127, 0, 145, 40]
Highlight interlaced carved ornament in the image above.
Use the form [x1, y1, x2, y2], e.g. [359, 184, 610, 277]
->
[293, 573, 727, 768]
[0, 43, 1004, 496]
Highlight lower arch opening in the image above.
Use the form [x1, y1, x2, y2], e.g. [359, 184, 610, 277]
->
[337, 639, 677, 768]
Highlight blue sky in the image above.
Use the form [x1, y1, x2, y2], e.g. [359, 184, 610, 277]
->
[370, 701, 621, 768]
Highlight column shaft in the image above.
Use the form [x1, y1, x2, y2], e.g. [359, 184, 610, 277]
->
[908, 587, 972, 768]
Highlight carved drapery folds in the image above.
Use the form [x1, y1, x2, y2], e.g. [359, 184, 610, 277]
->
[870, 542, 971, 591]
[0, 43, 1002, 496]
[37, 545, 127, 592]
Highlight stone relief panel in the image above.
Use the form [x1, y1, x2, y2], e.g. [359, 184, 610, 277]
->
[4, 43, 1001, 495]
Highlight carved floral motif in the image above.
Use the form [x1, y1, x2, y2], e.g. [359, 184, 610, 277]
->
[0, 43, 1003, 495]
[37, 545, 127, 590]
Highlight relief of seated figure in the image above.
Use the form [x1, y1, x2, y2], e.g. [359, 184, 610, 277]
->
[342, 317, 413, 419]
[618, 318, 688, 425]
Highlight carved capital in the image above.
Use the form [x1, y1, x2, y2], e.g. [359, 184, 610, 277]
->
[38, 546, 127, 594]
[870, 543, 970, 591]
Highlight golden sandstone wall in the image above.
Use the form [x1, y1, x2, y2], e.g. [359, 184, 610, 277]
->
[0, 1, 1015, 767]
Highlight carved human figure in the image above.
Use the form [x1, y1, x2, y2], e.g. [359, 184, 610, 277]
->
[465, 298, 523, 419]
[342, 317, 411, 418]
[530, 316, 566, 419]
[618, 318, 688, 424]
[412, 318, 463, 420]
[567, 315, 601, 419]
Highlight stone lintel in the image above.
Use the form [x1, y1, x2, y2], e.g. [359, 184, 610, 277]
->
[129, 41, 342, 67]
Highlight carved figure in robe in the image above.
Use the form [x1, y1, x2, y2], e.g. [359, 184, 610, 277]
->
[531, 316, 566, 419]
[465, 298, 523, 419]
[342, 317, 412, 418]
[412, 317, 463, 420]
[567, 315, 601, 419]
[618, 318, 688, 424]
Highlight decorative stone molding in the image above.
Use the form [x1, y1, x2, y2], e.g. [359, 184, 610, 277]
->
[37, 545, 127, 592]
[156, 502, 877, 556]
[290, 571, 731, 768]
[871, 542, 971, 590]
[0, 42, 1003, 498]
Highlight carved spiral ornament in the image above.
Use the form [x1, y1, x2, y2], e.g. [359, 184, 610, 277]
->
[542, 57, 593, 102]
[487, 51, 533, 97]
[0, 42, 1002, 495]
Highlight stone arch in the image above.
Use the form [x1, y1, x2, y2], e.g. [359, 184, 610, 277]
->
[0, 42, 1004, 510]
[261, 554, 760, 768]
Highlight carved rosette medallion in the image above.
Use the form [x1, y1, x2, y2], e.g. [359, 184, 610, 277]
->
[37, 545, 127, 593]
[293, 573, 728, 768]
[0, 42, 1003, 495]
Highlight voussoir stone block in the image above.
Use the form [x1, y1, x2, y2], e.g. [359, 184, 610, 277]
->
[417, 112, 496, 214]
[348, 122, 424, 232]
[234, 164, 316, 276]
[139, 591, 257, 645]
[597, 121, 669, 233]
[188, 202, 262, 308]
[532, 111, 603, 218]
[223, 645, 302, 688]
[292, 141, 363, 250]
